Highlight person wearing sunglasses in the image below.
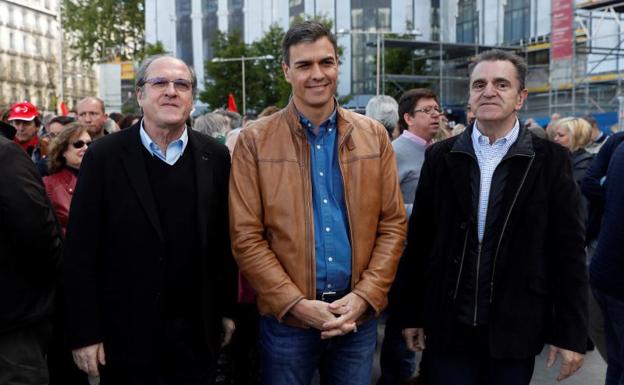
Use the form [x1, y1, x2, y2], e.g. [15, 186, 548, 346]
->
[43, 122, 91, 235]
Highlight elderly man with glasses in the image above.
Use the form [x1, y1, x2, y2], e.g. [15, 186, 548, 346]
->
[63, 54, 237, 385]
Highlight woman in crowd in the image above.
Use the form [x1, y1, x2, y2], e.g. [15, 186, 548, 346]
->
[553, 117, 594, 186]
[43, 122, 91, 235]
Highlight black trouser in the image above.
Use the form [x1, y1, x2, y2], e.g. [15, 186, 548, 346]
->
[427, 323, 535, 385]
[100, 317, 216, 385]
[0, 320, 53, 385]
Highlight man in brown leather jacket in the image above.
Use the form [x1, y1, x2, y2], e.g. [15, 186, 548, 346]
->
[229, 21, 406, 385]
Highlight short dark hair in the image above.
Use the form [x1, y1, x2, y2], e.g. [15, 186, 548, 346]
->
[469, 49, 528, 91]
[48, 115, 76, 128]
[397, 88, 439, 133]
[282, 20, 338, 65]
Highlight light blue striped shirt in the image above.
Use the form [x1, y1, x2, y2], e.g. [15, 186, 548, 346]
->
[139, 120, 188, 165]
[471, 120, 520, 241]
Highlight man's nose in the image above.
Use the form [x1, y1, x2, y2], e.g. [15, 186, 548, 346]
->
[164, 81, 178, 95]
[310, 63, 323, 79]
[482, 83, 497, 96]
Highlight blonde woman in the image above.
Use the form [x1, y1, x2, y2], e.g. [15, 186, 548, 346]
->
[553, 117, 595, 186]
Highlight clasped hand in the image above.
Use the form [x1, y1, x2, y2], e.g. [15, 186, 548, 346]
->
[290, 293, 368, 339]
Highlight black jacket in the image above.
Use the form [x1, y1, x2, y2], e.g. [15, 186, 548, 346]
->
[395, 124, 588, 358]
[0, 136, 62, 333]
[63, 124, 237, 368]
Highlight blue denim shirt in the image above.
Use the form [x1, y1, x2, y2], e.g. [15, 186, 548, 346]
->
[300, 111, 352, 292]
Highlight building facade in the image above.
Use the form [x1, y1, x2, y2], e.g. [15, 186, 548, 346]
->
[0, 0, 96, 113]
[145, 0, 623, 117]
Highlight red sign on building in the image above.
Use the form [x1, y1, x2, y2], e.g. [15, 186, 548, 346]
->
[551, 0, 574, 61]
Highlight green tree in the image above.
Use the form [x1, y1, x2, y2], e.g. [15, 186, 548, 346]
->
[200, 30, 250, 111]
[62, 0, 145, 64]
[201, 15, 349, 113]
[379, 33, 428, 99]
[139, 41, 168, 62]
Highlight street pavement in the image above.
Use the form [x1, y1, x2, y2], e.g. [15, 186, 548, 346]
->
[369, 322, 607, 384]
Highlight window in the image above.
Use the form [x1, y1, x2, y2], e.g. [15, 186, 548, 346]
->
[202, 0, 219, 61]
[9, 32, 15, 50]
[350, 0, 391, 94]
[504, 0, 530, 43]
[175, 0, 194, 66]
[456, 0, 479, 43]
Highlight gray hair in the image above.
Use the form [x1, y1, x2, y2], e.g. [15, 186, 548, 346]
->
[366, 95, 399, 137]
[135, 54, 198, 99]
[194, 113, 230, 137]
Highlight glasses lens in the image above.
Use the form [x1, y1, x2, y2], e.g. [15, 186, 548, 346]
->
[72, 140, 91, 149]
[173, 79, 192, 92]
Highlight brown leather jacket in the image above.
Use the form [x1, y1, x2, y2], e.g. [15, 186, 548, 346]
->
[229, 101, 407, 326]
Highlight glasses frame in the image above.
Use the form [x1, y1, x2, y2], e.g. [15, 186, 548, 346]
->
[413, 106, 443, 115]
[142, 77, 193, 93]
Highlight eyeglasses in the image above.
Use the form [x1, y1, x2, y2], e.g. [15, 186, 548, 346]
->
[143, 77, 193, 92]
[71, 140, 92, 149]
[413, 106, 442, 115]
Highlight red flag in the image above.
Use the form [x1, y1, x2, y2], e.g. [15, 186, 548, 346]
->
[60, 101, 69, 116]
[227, 93, 237, 112]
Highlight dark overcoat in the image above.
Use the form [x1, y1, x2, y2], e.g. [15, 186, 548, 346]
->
[63, 123, 237, 368]
[395, 124, 588, 358]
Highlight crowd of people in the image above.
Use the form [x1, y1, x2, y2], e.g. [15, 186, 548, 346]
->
[1, 19, 623, 385]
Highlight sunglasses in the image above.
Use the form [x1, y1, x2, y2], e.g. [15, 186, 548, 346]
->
[72, 140, 92, 149]
[143, 77, 193, 92]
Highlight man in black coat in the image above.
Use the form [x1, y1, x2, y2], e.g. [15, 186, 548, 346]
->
[63, 55, 237, 385]
[396, 50, 588, 384]
[0, 133, 63, 384]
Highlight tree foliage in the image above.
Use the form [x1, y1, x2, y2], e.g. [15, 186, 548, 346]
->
[62, 0, 145, 64]
[380, 33, 428, 100]
[201, 15, 347, 113]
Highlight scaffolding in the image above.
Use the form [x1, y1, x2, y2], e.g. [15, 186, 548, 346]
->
[380, 1, 624, 129]
[545, 0, 624, 122]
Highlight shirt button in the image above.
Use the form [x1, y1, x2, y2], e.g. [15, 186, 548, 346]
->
[316, 145, 321, 149]
[328, 128, 333, 132]
[328, 257, 333, 262]
[319, 171, 324, 176]
[327, 283, 332, 288]
[325, 227, 331, 232]
[323, 199, 328, 204]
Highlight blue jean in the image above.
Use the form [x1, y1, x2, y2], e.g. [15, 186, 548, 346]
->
[259, 316, 377, 385]
[593, 288, 624, 385]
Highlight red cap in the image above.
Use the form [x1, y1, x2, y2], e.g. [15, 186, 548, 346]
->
[8, 101, 39, 122]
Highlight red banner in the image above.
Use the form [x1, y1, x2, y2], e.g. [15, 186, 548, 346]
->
[551, 0, 574, 61]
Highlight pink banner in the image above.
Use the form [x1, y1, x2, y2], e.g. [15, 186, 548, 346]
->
[551, 0, 574, 61]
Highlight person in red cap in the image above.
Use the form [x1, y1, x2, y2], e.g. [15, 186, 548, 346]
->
[8, 101, 43, 161]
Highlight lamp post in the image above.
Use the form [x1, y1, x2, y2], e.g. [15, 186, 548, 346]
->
[211, 55, 274, 113]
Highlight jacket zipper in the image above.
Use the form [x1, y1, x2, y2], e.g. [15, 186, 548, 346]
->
[489, 153, 535, 303]
[453, 229, 470, 301]
[473, 242, 483, 326]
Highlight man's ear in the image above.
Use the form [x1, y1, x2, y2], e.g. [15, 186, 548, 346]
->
[403, 112, 413, 129]
[136, 88, 144, 108]
[282, 61, 292, 84]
